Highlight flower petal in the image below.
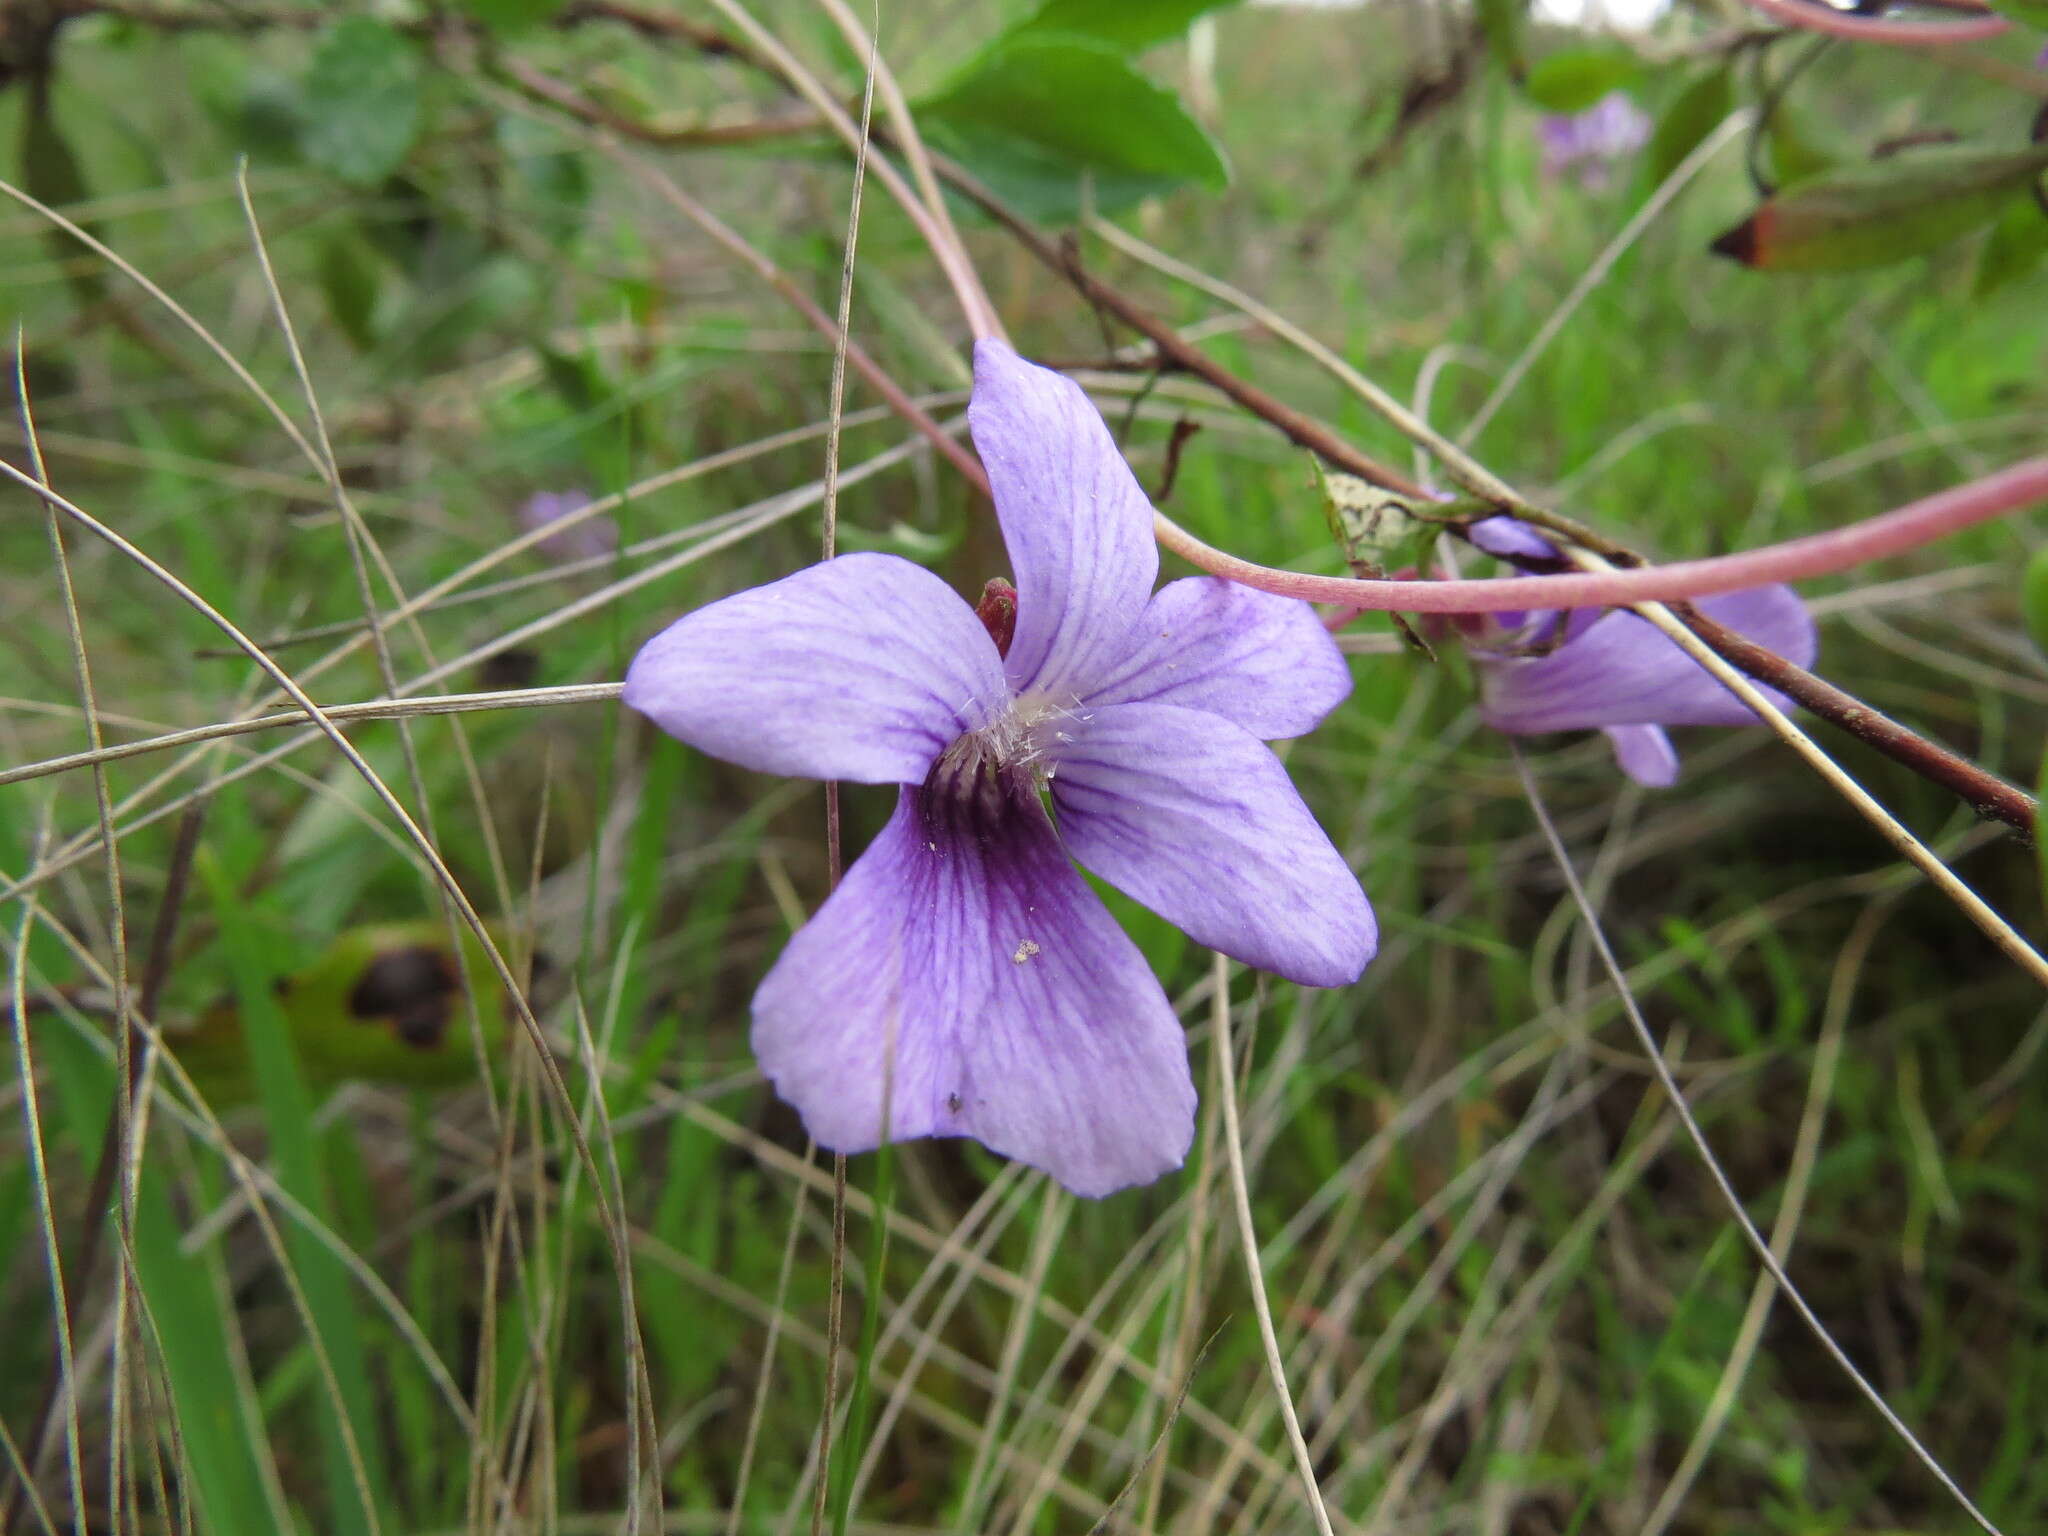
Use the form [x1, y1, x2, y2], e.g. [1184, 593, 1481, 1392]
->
[1477, 584, 1816, 735]
[1468, 515, 1559, 562]
[1051, 702, 1375, 988]
[624, 552, 1006, 784]
[969, 339, 1158, 698]
[751, 788, 1195, 1199]
[1084, 577, 1353, 739]
[1603, 724, 1679, 787]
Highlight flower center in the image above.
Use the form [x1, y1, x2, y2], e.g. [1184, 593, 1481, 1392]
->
[922, 692, 1087, 838]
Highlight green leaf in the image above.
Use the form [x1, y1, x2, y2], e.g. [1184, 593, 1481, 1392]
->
[460, 0, 571, 31]
[1710, 143, 2048, 272]
[1975, 194, 2048, 297]
[1008, 0, 1239, 52]
[1522, 46, 1641, 115]
[1764, 106, 1838, 188]
[1643, 65, 1731, 189]
[301, 17, 423, 188]
[1317, 466, 1441, 659]
[316, 229, 381, 351]
[925, 35, 1227, 221]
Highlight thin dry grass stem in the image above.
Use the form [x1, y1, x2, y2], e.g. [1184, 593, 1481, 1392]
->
[235, 167, 522, 1140]
[0, 465, 649, 1421]
[998, 1210, 1186, 1535]
[6, 882, 87, 1536]
[613, 0, 999, 342]
[1459, 113, 1750, 447]
[11, 924, 489, 1449]
[955, 1183, 1069, 1532]
[9, 917, 396, 1535]
[1140, 1031, 1225, 1530]
[11, 347, 123, 1536]
[0, 426, 951, 913]
[810, 37, 878, 1536]
[812, 0, 1001, 344]
[564, 986, 661, 1530]
[1510, 744, 2004, 1534]
[666, 1095, 1295, 1489]
[845, 1167, 1034, 1512]
[0, 684, 626, 789]
[723, 1149, 817, 1536]
[1595, 559, 2048, 988]
[0, 177, 323, 467]
[0, 1413, 59, 1536]
[1637, 895, 1878, 1536]
[1209, 954, 1338, 1536]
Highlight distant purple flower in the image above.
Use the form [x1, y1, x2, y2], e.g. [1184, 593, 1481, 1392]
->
[519, 489, 616, 563]
[623, 341, 1374, 1197]
[1539, 92, 1652, 189]
[1465, 519, 1817, 787]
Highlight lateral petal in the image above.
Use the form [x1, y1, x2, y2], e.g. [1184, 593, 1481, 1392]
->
[1477, 585, 1816, 735]
[624, 553, 1005, 784]
[1050, 702, 1376, 988]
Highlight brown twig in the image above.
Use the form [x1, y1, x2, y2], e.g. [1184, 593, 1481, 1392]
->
[1677, 606, 2036, 835]
[1152, 418, 1202, 504]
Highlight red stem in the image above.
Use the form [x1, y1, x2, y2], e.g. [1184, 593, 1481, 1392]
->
[1157, 457, 2048, 613]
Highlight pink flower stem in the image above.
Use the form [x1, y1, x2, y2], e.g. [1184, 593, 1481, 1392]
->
[1154, 456, 2048, 613]
[1737, 0, 2008, 44]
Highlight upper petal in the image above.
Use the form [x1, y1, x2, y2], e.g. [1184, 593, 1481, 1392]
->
[752, 786, 1195, 1199]
[1085, 577, 1353, 739]
[969, 339, 1158, 699]
[623, 553, 1006, 784]
[1477, 584, 1816, 735]
[1050, 702, 1376, 988]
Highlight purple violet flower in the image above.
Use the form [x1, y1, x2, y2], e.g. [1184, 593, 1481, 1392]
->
[1538, 92, 1652, 189]
[519, 489, 617, 563]
[1464, 518, 1817, 787]
[622, 340, 1375, 1197]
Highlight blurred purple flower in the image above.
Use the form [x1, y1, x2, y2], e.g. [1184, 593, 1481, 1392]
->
[519, 489, 616, 563]
[623, 340, 1374, 1196]
[1539, 92, 1652, 188]
[1465, 518, 1817, 787]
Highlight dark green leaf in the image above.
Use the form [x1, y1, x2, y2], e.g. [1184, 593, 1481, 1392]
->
[925, 35, 1227, 223]
[1711, 142, 2048, 272]
[301, 17, 423, 188]
[1975, 192, 2048, 297]
[316, 229, 381, 352]
[1643, 65, 1731, 189]
[1523, 46, 1641, 115]
[1009, 0, 1239, 52]
[20, 85, 106, 303]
